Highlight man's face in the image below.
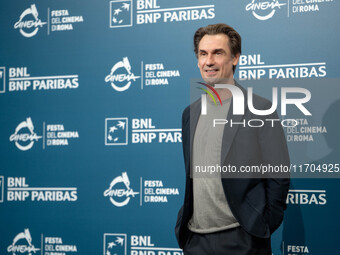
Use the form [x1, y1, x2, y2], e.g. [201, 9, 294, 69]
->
[197, 34, 239, 85]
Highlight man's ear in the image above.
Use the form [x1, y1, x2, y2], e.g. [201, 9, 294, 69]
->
[232, 53, 240, 66]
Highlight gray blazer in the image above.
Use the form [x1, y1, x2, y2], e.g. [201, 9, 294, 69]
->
[175, 82, 290, 249]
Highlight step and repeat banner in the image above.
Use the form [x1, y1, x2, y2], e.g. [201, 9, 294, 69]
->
[1, 0, 339, 255]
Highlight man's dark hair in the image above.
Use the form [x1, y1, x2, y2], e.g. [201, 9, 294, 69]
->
[194, 23, 242, 73]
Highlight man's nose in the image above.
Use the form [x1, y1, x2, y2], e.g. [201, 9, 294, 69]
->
[206, 54, 215, 66]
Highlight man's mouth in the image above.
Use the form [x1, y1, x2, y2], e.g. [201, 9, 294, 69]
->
[205, 69, 219, 75]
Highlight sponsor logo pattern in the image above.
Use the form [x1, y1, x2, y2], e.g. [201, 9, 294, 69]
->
[104, 233, 182, 255]
[238, 54, 327, 80]
[9, 118, 79, 151]
[109, 0, 215, 27]
[245, 0, 335, 20]
[9, 117, 42, 151]
[0, 176, 4, 203]
[105, 57, 140, 92]
[103, 172, 179, 207]
[245, 0, 286, 20]
[7, 229, 78, 255]
[104, 233, 127, 255]
[14, 4, 84, 37]
[105, 118, 128, 145]
[105, 118, 181, 145]
[14, 4, 46, 37]
[7, 67, 79, 93]
[287, 189, 326, 205]
[285, 244, 310, 254]
[3, 177, 78, 202]
[104, 172, 139, 207]
[105, 58, 181, 92]
[0, 67, 5, 93]
[110, 0, 133, 28]
[7, 229, 40, 255]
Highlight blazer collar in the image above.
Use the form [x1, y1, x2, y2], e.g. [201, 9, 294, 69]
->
[188, 81, 248, 166]
[189, 99, 201, 169]
[220, 81, 248, 165]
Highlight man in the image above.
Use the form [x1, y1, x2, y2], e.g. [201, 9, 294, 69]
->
[175, 23, 290, 255]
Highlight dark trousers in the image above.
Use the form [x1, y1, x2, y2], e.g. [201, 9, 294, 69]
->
[183, 227, 271, 255]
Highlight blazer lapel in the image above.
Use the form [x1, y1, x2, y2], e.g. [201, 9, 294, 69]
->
[189, 99, 202, 171]
[186, 83, 248, 168]
[220, 82, 247, 165]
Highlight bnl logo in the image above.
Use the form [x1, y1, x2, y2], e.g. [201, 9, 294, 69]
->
[0, 176, 4, 203]
[105, 118, 128, 145]
[0, 67, 5, 93]
[110, 0, 133, 28]
[104, 233, 126, 255]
